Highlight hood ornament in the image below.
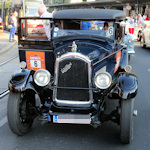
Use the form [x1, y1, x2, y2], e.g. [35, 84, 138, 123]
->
[71, 41, 77, 52]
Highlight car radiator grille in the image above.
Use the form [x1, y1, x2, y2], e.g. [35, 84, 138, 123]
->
[56, 58, 90, 101]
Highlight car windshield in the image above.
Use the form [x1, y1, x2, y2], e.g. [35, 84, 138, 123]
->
[25, 8, 39, 17]
[52, 20, 115, 40]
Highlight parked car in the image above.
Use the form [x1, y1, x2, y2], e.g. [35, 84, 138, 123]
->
[140, 21, 150, 48]
[136, 21, 149, 42]
[7, 9, 138, 144]
[124, 34, 135, 61]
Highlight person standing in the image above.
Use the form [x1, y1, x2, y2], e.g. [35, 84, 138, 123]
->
[137, 14, 146, 30]
[33, 4, 53, 40]
[143, 13, 147, 20]
[137, 14, 144, 28]
[129, 16, 134, 34]
[145, 14, 149, 21]
[133, 14, 137, 23]
[12, 12, 17, 41]
[0, 16, 2, 22]
[81, 21, 92, 30]
[8, 13, 14, 42]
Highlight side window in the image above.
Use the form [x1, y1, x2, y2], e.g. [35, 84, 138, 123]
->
[19, 18, 51, 41]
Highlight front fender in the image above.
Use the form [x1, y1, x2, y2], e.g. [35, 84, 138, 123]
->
[8, 69, 35, 93]
[8, 69, 42, 108]
[118, 73, 138, 99]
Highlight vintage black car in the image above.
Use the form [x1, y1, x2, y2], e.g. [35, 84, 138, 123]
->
[7, 9, 138, 144]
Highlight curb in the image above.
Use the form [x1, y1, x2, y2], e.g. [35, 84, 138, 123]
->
[0, 41, 17, 54]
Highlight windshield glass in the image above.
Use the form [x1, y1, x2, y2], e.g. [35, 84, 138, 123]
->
[25, 8, 39, 17]
[52, 20, 115, 40]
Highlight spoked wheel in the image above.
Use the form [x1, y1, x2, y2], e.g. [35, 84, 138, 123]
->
[140, 37, 146, 48]
[7, 92, 34, 135]
[120, 98, 134, 144]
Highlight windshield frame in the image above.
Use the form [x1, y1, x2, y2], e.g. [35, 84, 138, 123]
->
[52, 19, 115, 41]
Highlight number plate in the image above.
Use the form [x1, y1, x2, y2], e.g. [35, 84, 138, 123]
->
[53, 114, 91, 124]
[26, 51, 45, 71]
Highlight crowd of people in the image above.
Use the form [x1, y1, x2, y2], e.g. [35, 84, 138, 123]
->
[6, 4, 150, 40]
[128, 13, 149, 34]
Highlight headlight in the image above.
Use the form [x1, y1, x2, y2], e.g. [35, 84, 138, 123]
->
[124, 65, 132, 73]
[128, 38, 133, 43]
[94, 72, 112, 89]
[34, 69, 51, 86]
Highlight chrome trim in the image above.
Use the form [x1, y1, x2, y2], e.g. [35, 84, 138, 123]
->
[56, 52, 91, 63]
[55, 98, 92, 106]
[128, 50, 135, 54]
[19, 49, 53, 52]
[53, 52, 93, 107]
[34, 69, 51, 87]
[93, 47, 124, 66]
[94, 71, 112, 89]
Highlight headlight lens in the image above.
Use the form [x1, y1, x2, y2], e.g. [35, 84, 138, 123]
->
[94, 72, 112, 89]
[124, 65, 132, 73]
[34, 69, 51, 86]
[128, 38, 133, 43]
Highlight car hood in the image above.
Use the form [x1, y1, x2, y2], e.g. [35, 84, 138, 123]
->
[54, 39, 115, 62]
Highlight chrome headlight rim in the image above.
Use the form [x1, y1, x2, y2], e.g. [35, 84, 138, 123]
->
[94, 72, 112, 89]
[128, 38, 133, 43]
[34, 69, 51, 87]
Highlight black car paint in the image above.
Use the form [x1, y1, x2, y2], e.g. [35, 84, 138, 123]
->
[118, 73, 138, 99]
[9, 37, 137, 101]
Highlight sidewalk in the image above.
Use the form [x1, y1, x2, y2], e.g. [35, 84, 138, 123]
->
[0, 30, 17, 54]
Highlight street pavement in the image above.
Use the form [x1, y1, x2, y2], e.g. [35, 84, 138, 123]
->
[0, 31, 19, 93]
[0, 30, 17, 54]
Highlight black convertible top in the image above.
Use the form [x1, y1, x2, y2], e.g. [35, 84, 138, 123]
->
[53, 9, 126, 20]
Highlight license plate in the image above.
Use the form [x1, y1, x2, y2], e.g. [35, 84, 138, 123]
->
[53, 114, 91, 124]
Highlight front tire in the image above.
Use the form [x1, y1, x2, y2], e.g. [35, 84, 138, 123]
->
[137, 32, 141, 41]
[7, 92, 34, 135]
[120, 98, 134, 144]
[140, 37, 146, 48]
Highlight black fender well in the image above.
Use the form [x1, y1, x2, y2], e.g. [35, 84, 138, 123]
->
[8, 69, 42, 108]
[118, 73, 138, 99]
[8, 69, 35, 93]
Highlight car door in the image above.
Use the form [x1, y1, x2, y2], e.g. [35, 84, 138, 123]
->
[143, 22, 150, 44]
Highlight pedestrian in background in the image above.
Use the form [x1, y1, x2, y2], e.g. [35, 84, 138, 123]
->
[145, 14, 149, 21]
[81, 21, 92, 30]
[52, 8, 57, 14]
[133, 14, 137, 23]
[0, 16, 2, 22]
[32, 4, 53, 40]
[143, 13, 147, 20]
[137, 14, 145, 28]
[12, 12, 17, 41]
[129, 15, 134, 34]
[8, 13, 14, 42]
